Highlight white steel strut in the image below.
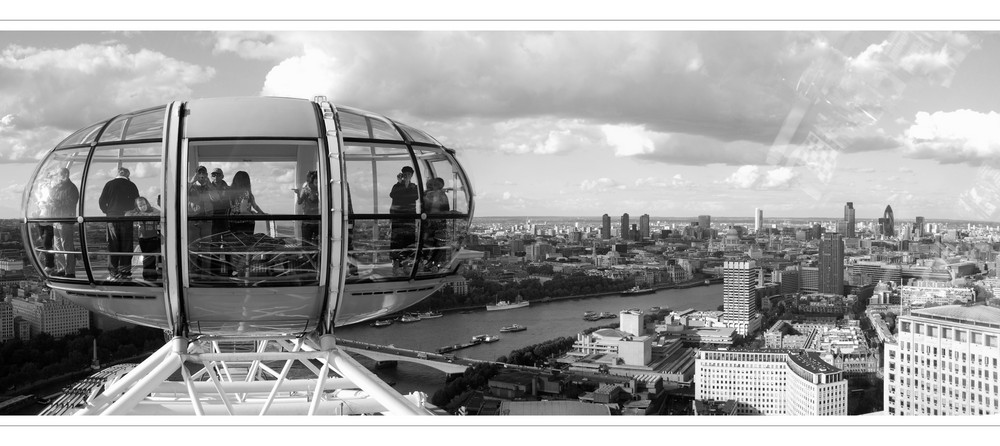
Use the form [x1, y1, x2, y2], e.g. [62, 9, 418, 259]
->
[57, 334, 433, 416]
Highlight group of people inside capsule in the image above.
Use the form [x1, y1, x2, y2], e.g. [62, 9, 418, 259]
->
[36, 166, 161, 282]
[187, 166, 269, 276]
[389, 165, 451, 275]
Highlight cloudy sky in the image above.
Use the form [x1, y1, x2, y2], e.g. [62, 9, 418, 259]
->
[3, 29, 1000, 221]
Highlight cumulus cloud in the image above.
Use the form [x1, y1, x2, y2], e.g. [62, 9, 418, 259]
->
[900, 110, 1000, 164]
[672, 174, 694, 189]
[214, 31, 307, 60]
[0, 43, 214, 163]
[580, 178, 625, 192]
[723, 165, 799, 189]
[603, 125, 656, 157]
[220, 31, 818, 146]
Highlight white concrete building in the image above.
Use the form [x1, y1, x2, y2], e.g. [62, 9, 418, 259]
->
[696, 348, 848, 416]
[620, 309, 645, 336]
[884, 305, 1000, 416]
[9, 294, 90, 339]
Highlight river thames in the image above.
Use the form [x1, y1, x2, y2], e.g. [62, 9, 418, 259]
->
[335, 283, 724, 396]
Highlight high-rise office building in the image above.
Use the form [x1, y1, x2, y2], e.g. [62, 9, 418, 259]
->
[844, 202, 856, 238]
[639, 214, 650, 240]
[884, 305, 1000, 415]
[819, 233, 844, 295]
[754, 208, 763, 232]
[698, 215, 711, 239]
[915, 216, 925, 238]
[0, 299, 13, 342]
[879, 205, 895, 237]
[621, 213, 630, 239]
[723, 261, 761, 336]
[696, 348, 848, 415]
[601, 214, 611, 239]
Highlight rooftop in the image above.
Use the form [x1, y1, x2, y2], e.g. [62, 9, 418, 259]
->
[500, 401, 611, 416]
[912, 305, 1000, 328]
[592, 328, 629, 339]
[787, 351, 841, 375]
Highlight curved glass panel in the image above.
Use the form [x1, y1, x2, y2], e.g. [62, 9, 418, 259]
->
[55, 121, 105, 148]
[99, 107, 165, 143]
[338, 109, 402, 141]
[82, 142, 163, 283]
[396, 122, 441, 145]
[342, 142, 419, 281]
[26, 148, 87, 279]
[412, 146, 468, 277]
[185, 140, 320, 287]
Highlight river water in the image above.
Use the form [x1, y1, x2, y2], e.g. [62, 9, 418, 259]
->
[335, 284, 724, 396]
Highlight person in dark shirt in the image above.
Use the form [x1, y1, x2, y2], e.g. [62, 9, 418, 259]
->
[389, 166, 418, 275]
[188, 166, 214, 276]
[99, 167, 139, 280]
[51, 168, 80, 277]
[295, 170, 320, 245]
[421, 177, 450, 271]
[208, 167, 230, 238]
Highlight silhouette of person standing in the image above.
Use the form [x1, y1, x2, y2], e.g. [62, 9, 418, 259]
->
[99, 167, 139, 280]
[389, 166, 418, 275]
[50, 168, 80, 277]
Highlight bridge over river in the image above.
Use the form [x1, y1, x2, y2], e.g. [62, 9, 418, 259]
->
[336, 338, 477, 377]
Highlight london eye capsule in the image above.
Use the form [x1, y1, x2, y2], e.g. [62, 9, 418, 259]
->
[22, 96, 477, 337]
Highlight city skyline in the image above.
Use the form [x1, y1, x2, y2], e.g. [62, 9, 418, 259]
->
[2, 29, 1000, 221]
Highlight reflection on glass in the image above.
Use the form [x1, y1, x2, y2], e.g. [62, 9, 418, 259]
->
[185, 140, 320, 287]
[347, 218, 421, 281]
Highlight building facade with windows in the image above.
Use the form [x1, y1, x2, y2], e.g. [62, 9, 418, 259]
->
[9, 294, 90, 339]
[723, 261, 762, 336]
[695, 348, 848, 415]
[0, 299, 13, 342]
[884, 305, 1000, 416]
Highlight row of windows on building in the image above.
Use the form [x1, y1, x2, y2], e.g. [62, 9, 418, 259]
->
[900, 321, 1000, 346]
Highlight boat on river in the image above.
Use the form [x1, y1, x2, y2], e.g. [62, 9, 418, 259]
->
[399, 314, 420, 323]
[621, 286, 656, 296]
[419, 311, 443, 319]
[487, 295, 530, 311]
[472, 334, 499, 343]
[371, 319, 393, 327]
[499, 324, 527, 333]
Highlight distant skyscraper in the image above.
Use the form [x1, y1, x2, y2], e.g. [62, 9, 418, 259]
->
[819, 233, 844, 295]
[754, 208, 763, 232]
[639, 214, 650, 240]
[723, 260, 760, 336]
[810, 223, 824, 241]
[880, 205, 895, 237]
[620, 213, 629, 239]
[915, 216, 925, 238]
[844, 202, 856, 238]
[601, 214, 611, 239]
[699, 215, 711, 239]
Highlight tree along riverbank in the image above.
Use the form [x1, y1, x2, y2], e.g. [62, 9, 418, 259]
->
[410, 275, 712, 316]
